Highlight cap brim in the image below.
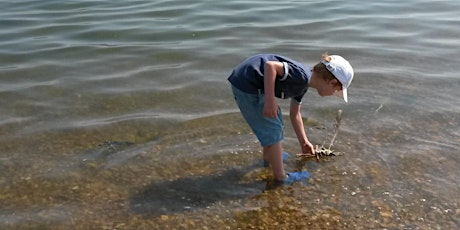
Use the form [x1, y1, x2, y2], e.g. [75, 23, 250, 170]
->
[342, 87, 348, 103]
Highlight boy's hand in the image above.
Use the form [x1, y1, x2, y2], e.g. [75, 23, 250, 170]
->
[263, 100, 278, 118]
[301, 141, 315, 155]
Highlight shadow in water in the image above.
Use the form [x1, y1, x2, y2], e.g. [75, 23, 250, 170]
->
[130, 167, 266, 217]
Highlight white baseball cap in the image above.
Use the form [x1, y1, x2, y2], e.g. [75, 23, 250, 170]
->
[321, 55, 354, 102]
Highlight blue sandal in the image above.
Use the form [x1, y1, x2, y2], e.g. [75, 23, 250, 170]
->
[283, 171, 311, 185]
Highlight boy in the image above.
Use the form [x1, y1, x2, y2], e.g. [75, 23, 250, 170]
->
[228, 53, 354, 184]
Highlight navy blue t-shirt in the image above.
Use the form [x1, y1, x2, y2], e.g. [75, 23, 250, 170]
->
[228, 54, 311, 103]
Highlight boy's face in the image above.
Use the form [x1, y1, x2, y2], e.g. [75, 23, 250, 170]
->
[316, 78, 343, 97]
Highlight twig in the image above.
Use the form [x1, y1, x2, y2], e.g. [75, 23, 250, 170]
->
[295, 153, 316, 158]
[327, 109, 342, 149]
[375, 104, 383, 113]
[297, 109, 344, 160]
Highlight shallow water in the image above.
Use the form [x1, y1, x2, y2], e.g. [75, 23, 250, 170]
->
[1, 0, 460, 229]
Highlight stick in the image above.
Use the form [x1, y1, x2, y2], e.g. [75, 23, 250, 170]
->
[375, 104, 383, 113]
[327, 109, 342, 149]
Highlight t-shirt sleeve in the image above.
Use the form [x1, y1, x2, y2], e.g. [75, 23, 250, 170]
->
[284, 62, 306, 83]
[281, 62, 289, 81]
[293, 92, 306, 104]
[284, 62, 308, 103]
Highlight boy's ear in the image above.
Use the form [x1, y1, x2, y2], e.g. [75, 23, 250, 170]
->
[329, 79, 342, 89]
[329, 78, 340, 85]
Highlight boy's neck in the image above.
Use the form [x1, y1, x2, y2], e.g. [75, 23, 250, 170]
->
[309, 74, 320, 89]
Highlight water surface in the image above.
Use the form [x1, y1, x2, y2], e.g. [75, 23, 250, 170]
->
[1, 0, 459, 229]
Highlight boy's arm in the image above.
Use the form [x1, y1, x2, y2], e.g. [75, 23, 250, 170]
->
[263, 61, 284, 118]
[289, 100, 315, 155]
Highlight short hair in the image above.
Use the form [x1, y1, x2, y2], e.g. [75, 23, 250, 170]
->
[312, 52, 338, 82]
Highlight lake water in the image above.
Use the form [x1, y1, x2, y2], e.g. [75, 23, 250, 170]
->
[1, 0, 459, 229]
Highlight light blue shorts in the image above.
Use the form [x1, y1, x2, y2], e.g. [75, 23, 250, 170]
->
[231, 85, 284, 146]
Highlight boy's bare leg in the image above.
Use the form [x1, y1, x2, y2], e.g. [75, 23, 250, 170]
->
[263, 141, 286, 181]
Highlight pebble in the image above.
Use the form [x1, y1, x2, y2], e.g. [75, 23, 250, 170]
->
[380, 211, 392, 218]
